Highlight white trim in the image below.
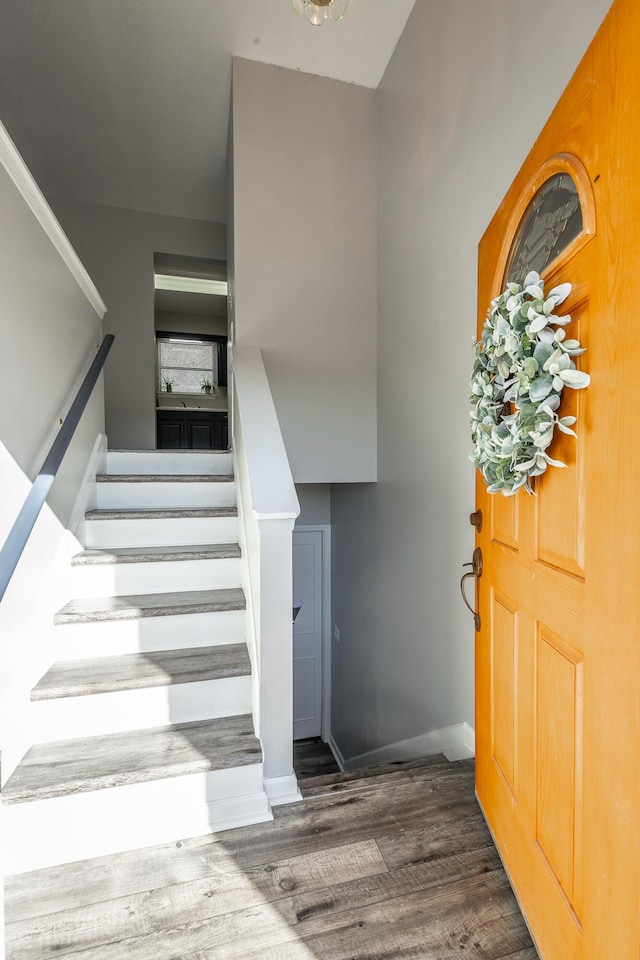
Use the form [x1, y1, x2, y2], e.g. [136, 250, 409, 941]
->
[154, 275, 228, 297]
[327, 732, 346, 772]
[0, 120, 106, 319]
[68, 433, 107, 537]
[264, 774, 303, 807]
[463, 722, 476, 756]
[294, 524, 332, 745]
[333, 721, 475, 771]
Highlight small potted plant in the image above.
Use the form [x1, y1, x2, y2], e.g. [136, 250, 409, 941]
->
[163, 377, 174, 393]
[201, 377, 214, 395]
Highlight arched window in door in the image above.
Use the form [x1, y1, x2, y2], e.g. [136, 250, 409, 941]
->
[504, 172, 583, 285]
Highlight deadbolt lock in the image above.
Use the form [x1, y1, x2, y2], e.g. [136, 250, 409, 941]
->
[470, 509, 483, 533]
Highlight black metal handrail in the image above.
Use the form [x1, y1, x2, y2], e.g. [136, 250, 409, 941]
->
[0, 334, 115, 603]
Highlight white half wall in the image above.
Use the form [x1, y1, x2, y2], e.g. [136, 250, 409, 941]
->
[329, 0, 613, 764]
[230, 58, 377, 483]
[52, 200, 227, 450]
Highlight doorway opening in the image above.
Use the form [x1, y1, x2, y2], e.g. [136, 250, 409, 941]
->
[153, 253, 229, 450]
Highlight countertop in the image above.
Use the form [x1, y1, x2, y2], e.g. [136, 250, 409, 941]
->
[158, 405, 228, 412]
[156, 390, 228, 413]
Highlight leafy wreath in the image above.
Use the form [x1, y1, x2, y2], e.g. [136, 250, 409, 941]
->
[470, 270, 590, 496]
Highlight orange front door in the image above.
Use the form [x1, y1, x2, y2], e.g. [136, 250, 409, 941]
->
[475, 2, 640, 958]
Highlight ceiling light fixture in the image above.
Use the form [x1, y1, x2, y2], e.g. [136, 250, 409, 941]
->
[290, 0, 351, 27]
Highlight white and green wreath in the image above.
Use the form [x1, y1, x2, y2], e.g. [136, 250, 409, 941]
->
[470, 270, 590, 496]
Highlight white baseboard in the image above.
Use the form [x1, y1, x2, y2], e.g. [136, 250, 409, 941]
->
[264, 774, 303, 807]
[327, 732, 346, 772]
[462, 721, 475, 756]
[332, 721, 476, 771]
[68, 432, 107, 537]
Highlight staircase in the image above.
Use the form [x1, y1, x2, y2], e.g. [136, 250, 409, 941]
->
[1, 449, 273, 876]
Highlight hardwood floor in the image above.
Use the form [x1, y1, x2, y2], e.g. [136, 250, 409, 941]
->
[293, 737, 340, 780]
[4, 754, 538, 959]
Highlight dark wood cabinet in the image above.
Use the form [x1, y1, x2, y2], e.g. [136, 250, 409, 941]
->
[157, 411, 228, 451]
[156, 413, 186, 450]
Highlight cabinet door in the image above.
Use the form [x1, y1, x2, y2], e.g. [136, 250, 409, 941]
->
[188, 418, 216, 450]
[157, 413, 185, 449]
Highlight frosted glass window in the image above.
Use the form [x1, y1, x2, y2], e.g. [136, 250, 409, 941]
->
[157, 339, 216, 393]
[505, 173, 583, 285]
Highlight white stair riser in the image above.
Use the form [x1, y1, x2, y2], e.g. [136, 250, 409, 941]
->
[2, 764, 271, 875]
[106, 451, 232, 476]
[53, 610, 246, 659]
[31, 676, 251, 741]
[95, 481, 236, 510]
[84, 515, 238, 548]
[70, 557, 242, 597]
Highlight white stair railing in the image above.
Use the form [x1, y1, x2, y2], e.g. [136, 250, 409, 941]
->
[232, 346, 301, 806]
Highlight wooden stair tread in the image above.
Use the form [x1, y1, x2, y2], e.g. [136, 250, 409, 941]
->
[1, 715, 261, 804]
[71, 543, 241, 565]
[85, 506, 237, 520]
[96, 474, 233, 483]
[31, 644, 250, 700]
[54, 587, 246, 624]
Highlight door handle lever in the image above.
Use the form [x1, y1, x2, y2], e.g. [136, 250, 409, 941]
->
[460, 547, 483, 631]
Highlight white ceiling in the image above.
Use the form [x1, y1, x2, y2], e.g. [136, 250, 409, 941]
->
[0, 0, 415, 223]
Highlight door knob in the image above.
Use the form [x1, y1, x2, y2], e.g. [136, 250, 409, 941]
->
[460, 547, 482, 631]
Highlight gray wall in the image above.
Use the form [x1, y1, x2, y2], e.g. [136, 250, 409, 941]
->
[330, 0, 613, 762]
[0, 155, 105, 784]
[295, 484, 331, 527]
[155, 311, 228, 338]
[0, 164, 103, 527]
[231, 58, 377, 484]
[53, 200, 226, 449]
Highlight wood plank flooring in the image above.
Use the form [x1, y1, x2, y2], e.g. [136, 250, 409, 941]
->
[4, 755, 538, 959]
[292, 737, 340, 780]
